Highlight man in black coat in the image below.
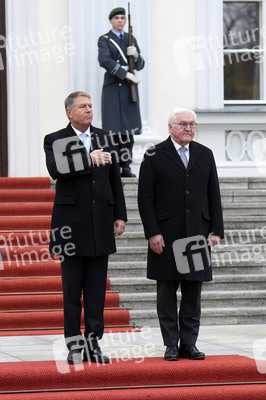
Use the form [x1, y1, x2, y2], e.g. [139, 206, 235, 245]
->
[138, 108, 224, 361]
[98, 7, 145, 177]
[44, 91, 127, 365]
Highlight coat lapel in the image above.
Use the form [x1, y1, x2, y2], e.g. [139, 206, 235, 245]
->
[90, 126, 100, 151]
[163, 137, 203, 172]
[187, 141, 202, 172]
[163, 136, 186, 171]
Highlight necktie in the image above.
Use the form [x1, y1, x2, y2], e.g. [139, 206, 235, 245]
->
[80, 133, 91, 153]
[119, 33, 123, 40]
[179, 147, 188, 168]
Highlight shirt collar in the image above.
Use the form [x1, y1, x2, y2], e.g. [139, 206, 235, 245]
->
[71, 125, 91, 138]
[171, 137, 190, 152]
[112, 29, 124, 38]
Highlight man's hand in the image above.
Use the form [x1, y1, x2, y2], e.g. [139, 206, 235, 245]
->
[149, 234, 165, 255]
[90, 149, 112, 166]
[208, 234, 221, 247]
[114, 219, 126, 237]
[127, 45, 138, 61]
[126, 72, 140, 84]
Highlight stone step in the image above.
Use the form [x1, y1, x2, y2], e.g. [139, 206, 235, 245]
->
[117, 229, 266, 247]
[218, 177, 266, 190]
[110, 277, 156, 293]
[223, 216, 266, 229]
[108, 261, 147, 277]
[212, 189, 266, 203]
[119, 290, 266, 310]
[222, 202, 266, 216]
[122, 177, 266, 191]
[109, 274, 266, 293]
[212, 261, 266, 275]
[207, 274, 266, 290]
[125, 202, 266, 217]
[110, 247, 147, 262]
[124, 202, 266, 219]
[124, 219, 144, 232]
[125, 216, 266, 231]
[129, 306, 266, 327]
[123, 204, 140, 218]
[111, 243, 266, 262]
[108, 260, 266, 277]
[116, 232, 146, 247]
[124, 189, 266, 204]
[222, 229, 266, 245]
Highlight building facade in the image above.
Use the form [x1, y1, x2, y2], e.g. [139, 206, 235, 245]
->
[1, 0, 266, 177]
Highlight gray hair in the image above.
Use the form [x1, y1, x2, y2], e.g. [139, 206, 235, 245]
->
[168, 107, 197, 125]
[64, 91, 91, 110]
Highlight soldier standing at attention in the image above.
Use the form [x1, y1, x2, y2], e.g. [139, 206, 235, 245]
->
[98, 7, 145, 177]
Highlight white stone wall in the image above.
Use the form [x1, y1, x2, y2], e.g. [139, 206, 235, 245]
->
[5, 0, 265, 177]
[150, 0, 197, 139]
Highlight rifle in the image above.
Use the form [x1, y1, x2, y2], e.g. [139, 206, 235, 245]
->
[128, 2, 137, 102]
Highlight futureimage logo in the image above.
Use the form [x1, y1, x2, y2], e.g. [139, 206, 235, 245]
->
[172, 235, 211, 274]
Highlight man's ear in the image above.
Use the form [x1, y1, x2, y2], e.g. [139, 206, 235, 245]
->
[66, 108, 72, 119]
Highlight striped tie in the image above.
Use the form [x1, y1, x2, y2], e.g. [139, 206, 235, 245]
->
[179, 147, 188, 168]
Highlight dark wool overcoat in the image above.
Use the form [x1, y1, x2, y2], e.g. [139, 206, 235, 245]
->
[138, 137, 224, 282]
[44, 123, 127, 257]
[98, 30, 145, 135]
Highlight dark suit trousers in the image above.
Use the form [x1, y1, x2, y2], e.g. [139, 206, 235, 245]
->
[157, 280, 202, 346]
[61, 255, 108, 347]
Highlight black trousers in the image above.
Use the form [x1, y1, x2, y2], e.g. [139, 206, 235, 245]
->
[157, 280, 202, 346]
[61, 255, 108, 348]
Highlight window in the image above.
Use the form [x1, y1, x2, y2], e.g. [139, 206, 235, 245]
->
[223, 1, 265, 104]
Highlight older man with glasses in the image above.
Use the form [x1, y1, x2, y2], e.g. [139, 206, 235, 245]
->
[138, 107, 224, 361]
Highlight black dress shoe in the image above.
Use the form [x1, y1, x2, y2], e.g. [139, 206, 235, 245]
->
[84, 340, 110, 364]
[67, 349, 83, 364]
[164, 345, 179, 361]
[179, 344, 205, 360]
[121, 169, 136, 178]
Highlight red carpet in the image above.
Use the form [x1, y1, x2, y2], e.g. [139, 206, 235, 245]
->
[0, 292, 120, 310]
[0, 177, 132, 335]
[0, 216, 52, 230]
[0, 177, 51, 189]
[1, 386, 266, 400]
[0, 189, 55, 203]
[1, 261, 61, 277]
[0, 356, 265, 399]
[0, 203, 53, 216]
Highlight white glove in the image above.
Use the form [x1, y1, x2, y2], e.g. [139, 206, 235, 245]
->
[121, 66, 128, 71]
[126, 72, 140, 84]
[127, 46, 138, 61]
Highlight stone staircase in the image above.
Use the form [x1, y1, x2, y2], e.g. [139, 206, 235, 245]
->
[109, 177, 266, 327]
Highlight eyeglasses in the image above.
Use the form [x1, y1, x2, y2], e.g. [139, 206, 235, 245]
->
[172, 122, 197, 129]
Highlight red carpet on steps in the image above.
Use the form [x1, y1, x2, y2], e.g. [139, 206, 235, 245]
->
[0, 177, 132, 335]
[0, 356, 265, 399]
[0, 177, 51, 189]
[1, 386, 266, 400]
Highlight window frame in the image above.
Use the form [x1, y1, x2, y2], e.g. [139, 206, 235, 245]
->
[223, 0, 266, 105]
[196, 0, 266, 108]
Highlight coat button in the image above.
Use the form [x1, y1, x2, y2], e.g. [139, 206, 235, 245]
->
[119, 83, 122, 86]
[186, 190, 189, 195]
[92, 180, 96, 184]
[92, 200, 96, 204]
[186, 209, 190, 213]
